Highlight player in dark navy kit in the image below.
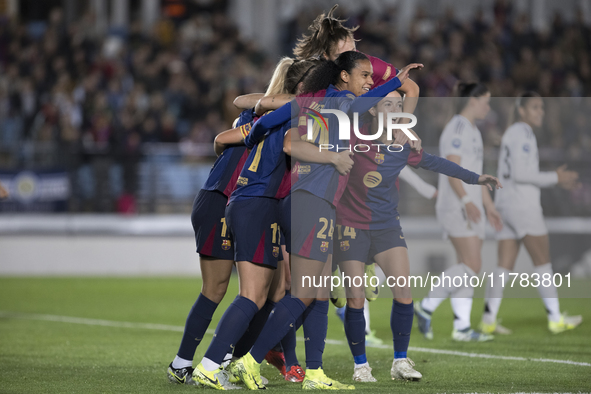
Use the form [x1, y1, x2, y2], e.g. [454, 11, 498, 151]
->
[166, 108, 254, 386]
[230, 51, 422, 391]
[168, 58, 311, 388]
[333, 91, 503, 383]
[193, 59, 323, 390]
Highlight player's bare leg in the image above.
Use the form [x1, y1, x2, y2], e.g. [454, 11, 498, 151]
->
[480, 240, 519, 334]
[235, 260, 276, 309]
[523, 235, 582, 333]
[200, 257, 234, 303]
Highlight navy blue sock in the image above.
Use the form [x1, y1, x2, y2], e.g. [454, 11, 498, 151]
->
[391, 300, 413, 359]
[203, 295, 259, 364]
[250, 296, 307, 363]
[302, 300, 329, 369]
[233, 299, 275, 358]
[177, 293, 218, 360]
[344, 306, 366, 363]
[281, 324, 299, 367]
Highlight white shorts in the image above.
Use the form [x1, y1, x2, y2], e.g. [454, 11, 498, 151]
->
[495, 204, 547, 240]
[436, 206, 486, 240]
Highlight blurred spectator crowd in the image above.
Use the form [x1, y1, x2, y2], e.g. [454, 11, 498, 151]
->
[0, 0, 590, 212]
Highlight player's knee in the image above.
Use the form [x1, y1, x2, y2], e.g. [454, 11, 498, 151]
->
[347, 297, 365, 309]
[201, 283, 228, 304]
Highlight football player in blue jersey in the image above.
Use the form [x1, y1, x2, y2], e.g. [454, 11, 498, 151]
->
[229, 51, 421, 391]
[192, 58, 324, 390]
[334, 91, 502, 382]
[167, 58, 312, 388]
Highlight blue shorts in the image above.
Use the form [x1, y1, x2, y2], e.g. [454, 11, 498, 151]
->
[192, 189, 234, 260]
[333, 226, 407, 264]
[226, 197, 281, 269]
[291, 191, 335, 263]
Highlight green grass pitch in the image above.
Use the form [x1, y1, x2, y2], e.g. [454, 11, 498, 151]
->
[1, 277, 590, 393]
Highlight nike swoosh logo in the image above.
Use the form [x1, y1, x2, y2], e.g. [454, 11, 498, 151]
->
[351, 341, 361, 345]
[195, 338, 202, 341]
[200, 372, 218, 386]
[400, 235, 405, 239]
[172, 374, 186, 384]
[320, 382, 333, 387]
[371, 288, 379, 295]
[290, 323, 294, 327]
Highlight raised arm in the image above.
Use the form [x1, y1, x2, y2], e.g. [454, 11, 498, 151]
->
[397, 78, 420, 115]
[255, 94, 296, 116]
[244, 102, 293, 149]
[344, 63, 423, 115]
[234, 93, 264, 109]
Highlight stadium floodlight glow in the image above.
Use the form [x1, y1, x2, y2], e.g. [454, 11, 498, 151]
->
[307, 109, 418, 142]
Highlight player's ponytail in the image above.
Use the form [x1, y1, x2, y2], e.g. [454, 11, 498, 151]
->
[454, 81, 489, 113]
[265, 57, 296, 96]
[508, 91, 541, 127]
[293, 4, 359, 60]
[301, 51, 367, 93]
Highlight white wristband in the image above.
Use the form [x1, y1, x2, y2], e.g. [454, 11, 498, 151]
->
[461, 195, 472, 205]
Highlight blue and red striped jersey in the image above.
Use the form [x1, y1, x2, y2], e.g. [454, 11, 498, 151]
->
[201, 109, 254, 197]
[338, 140, 481, 230]
[229, 119, 291, 203]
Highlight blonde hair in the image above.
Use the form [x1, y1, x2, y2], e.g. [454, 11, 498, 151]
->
[265, 57, 295, 96]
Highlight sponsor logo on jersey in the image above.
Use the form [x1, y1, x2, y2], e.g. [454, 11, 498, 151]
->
[237, 176, 248, 186]
[452, 138, 462, 148]
[320, 241, 329, 253]
[298, 165, 311, 175]
[363, 171, 383, 188]
[272, 246, 279, 258]
[374, 153, 385, 164]
[383, 65, 392, 81]
[221, 240, 232, 250]
[340, 240, 350, 251]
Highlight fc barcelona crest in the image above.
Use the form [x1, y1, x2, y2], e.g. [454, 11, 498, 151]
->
[273, 246, 280, 258]
[374, 153, 385, 164]
[320, 241, 329, 253]
[221, 240, 232, 251]
[340, 240, 350, 251]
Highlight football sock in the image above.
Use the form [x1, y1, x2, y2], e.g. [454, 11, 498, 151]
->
[233, 299, 275, 358]
[482, 267, 510, 324]
[201, 295, 258, 371]
[302, 300, 329, 369]
[176, 293, 218, 361]
[421, 263, 468, 312]
[172, 355, 192, 369]
[281, 324, 299, 367]
[392, 300, 413, 359]
[535, 263, 561, 322]
[363, 299, 371, 334]
[344, 306, 366, 361]
[249, 296, 307, 364]
[451, 264, 476, 331]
